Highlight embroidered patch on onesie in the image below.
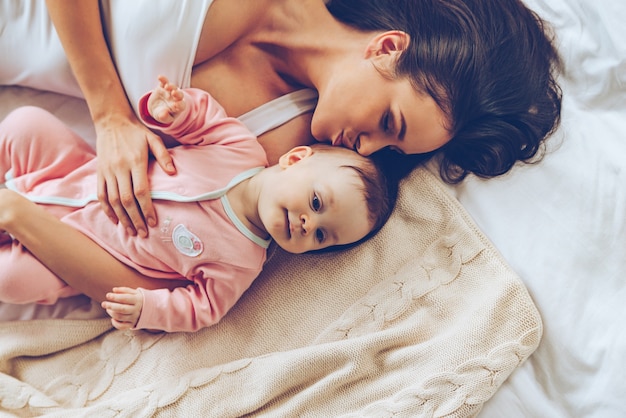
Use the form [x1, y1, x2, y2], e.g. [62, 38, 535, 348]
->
[172, 224, 203, 257]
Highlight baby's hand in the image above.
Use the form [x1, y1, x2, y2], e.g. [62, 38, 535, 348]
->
[148, 75, 186, 124]
[101, 287, 143, 330]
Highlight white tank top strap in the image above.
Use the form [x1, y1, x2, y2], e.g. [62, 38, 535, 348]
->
[238, 89, 318, 137]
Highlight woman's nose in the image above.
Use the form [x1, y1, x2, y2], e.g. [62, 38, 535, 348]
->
[356, 133, 391, 156]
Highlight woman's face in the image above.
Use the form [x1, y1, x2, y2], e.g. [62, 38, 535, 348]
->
[311, 32, 452, 156]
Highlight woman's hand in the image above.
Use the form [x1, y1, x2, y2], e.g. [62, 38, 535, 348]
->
[95, 113, 176, 237]
[102, 287, 143, 330]
[45, 0, 177, 237]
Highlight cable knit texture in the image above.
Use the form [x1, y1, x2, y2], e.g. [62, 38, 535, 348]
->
[0, 166, 542, 417]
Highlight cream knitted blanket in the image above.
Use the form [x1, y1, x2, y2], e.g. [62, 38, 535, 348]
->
[0, 166, 541, 417]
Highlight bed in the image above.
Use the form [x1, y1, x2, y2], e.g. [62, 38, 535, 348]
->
[1, 0, 624, 416]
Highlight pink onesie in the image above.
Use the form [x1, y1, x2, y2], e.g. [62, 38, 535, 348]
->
[0, 88, 270, 332]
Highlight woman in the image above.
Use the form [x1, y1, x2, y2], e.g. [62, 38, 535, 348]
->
[1, 0, 561, 301]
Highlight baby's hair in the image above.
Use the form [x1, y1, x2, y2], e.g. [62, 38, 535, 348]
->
[309, 144, 399, 252]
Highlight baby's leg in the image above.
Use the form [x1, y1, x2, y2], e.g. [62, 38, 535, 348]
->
[0, 240, 80, 305]
[0, 106, 95, 183]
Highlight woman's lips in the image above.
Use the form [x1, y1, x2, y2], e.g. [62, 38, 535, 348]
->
[335, 131, 358, 150]
[333, 131, 343, 147]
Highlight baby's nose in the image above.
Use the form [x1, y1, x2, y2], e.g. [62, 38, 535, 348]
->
[300, 214, 314, 235]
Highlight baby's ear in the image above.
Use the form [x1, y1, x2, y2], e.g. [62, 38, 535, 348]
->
[278, 146, 313, 168]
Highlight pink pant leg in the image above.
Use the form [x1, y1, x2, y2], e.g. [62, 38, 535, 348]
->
[0, 240, 80, 305]
[0, 106, 95, 185]
[0, 107, 94, 303]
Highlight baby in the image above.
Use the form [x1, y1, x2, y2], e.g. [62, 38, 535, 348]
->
[0, 77, 397, 332]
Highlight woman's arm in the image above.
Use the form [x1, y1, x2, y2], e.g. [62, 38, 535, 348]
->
[45, 0, 176, 237]
[0, 189, 186, 303]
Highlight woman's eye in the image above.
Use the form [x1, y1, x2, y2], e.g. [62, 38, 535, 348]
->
[312, 194, 321, 211]
[388, 145, 405, 155]
[382, 111, 393, 133]
[315, 229, 325, 243]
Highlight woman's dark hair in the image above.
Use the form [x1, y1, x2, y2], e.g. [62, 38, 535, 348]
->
[327, 0, 563, 183]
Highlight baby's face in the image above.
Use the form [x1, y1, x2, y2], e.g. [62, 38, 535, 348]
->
[258, 152, 372, 254]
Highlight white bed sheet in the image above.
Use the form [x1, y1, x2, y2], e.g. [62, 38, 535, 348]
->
[0, 0, 625, 416]
[459, 0, 626, 416]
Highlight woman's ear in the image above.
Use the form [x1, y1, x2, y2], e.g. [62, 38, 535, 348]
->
[278, 145, 314, 168]
[365, 31, 410, 70]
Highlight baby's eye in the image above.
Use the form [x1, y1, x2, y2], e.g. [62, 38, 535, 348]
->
[312, 193, 321, 212]
[315, 229, 325, 244]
